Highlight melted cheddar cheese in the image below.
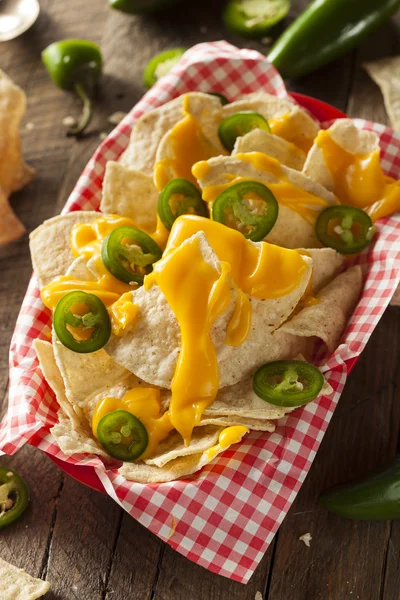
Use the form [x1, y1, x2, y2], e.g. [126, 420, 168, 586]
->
[269, 111, 313, 153]
[166, 215, 308, 300]
[205, 426, 249, 461]
[316, 130, 400, 222]
[154, 95, 222, 191]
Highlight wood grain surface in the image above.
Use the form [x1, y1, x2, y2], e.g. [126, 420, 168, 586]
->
[0, 1, 399, 598]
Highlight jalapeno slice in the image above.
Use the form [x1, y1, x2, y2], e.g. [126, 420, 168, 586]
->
[218, 111, 270, 152]
[212, 181, 278, 241]
[253, 360, 325, 407]
[0, 467, 29, 529]
[208, 92, 229, 105]
[97, 410, 148, 461]
[54, 291, 111, 353]
[158, 178, 208, 230]
[316, 205, 375, 254]
[143, 47, 186, 89]
[223, 0, 290, 39]
[102, 226, 162, 284]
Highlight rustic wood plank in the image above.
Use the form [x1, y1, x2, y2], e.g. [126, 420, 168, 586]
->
[152, 542, 275, 600]
[0, 448, 63, 577]
[266, 307, 400, 600]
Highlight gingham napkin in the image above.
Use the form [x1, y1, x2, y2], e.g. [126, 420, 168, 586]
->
[1, 42, 399, 583]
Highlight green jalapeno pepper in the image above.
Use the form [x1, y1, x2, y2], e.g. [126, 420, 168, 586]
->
[320, 455, 400, 520]
[0, 467, 29, 529]
[223, 0, 290, 39]
[97, 410, 148, 461]
[218, 111, 270, 152]
[53, 291, 111, 353]
[212, 181, 278, 242]
[143, 48, 186, 89]
[109, 0, 181, 14]
[269, 0, 400, 79]
[316, 205, 375, 254]
[101, 227, 162, 284]
[253, 360, 324, 407]
[158, 178, 208, 230]
[209, 92, 230, 105]
[42, 40, 102, 137]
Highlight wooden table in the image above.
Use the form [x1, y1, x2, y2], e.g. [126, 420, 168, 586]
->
[1, 1, 399, 598]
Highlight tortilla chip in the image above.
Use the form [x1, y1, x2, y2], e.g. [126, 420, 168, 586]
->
[221, 92, 319, 150]
[29, 211, 99, 286]
[105, 232, 313, 388]
[0, 70, 34, 195]
[119, 428, 247, 483]
[233, 128, 306, 170]
[200, 415, 275, 432]
[65, 255, 96, 280]
[280, 266, 363, 352]
[303, 119, 380, 192]
[205, 370, 332, 420]
[364, 57, 400, 131]
[144, 425, 222, 467]
[0, 557, 50, 600]
[120, 92, 222, 175]
[34, 339, 84, 427]
[52, 331, 132, 413]
[194, 154, 336, 248]
[101, 161, 159, 230]
[0, 185, 25, 245]
[50, 410, 109, 459]
[300, 247, 345, 292]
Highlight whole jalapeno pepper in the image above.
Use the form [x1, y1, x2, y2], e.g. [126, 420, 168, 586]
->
[42, 40, 102, 137]
[110, 0, 182, 14]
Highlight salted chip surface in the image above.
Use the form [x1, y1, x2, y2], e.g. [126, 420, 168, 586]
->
[29, 211, 98, 286]
[120, 92, 223, 175]
[280, 265, 363, 352]
[0, 557, 50, 600]
[364, 57, 400, 131]
[233, 128, 306, 170]
[194, 154, 336, 248]
[106, 231, 313, 388]
[303, 119, 380, 191]
[101, 161, 159, 230]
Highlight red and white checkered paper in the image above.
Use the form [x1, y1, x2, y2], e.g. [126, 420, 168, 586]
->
[1, 42, 400, 583]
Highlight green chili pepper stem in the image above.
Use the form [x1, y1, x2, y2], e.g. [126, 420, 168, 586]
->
[67, 83, 93, 137]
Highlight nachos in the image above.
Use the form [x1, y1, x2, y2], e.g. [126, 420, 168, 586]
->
[29, 91, 399, 483]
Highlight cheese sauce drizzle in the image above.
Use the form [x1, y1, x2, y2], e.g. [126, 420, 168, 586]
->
[316, 130, 400, 222]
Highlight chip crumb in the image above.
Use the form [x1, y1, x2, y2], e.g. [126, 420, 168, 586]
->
[108, 111, 127, 125]
[255, 592, 263, 600]
[62, 116, 76, 127]
[299, 532, 312, 547]
[99, 132, 108, 141]
[261, 37, 272, 45]
[200, 26, 208, 34]
[168, 515, 177, 539]
[25, 122, 35, 131]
